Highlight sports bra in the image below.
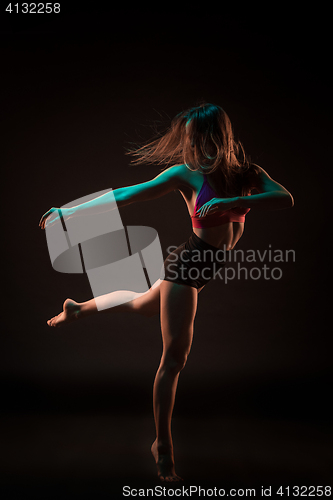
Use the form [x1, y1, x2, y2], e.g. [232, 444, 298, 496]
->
[191, 175, 251, 228]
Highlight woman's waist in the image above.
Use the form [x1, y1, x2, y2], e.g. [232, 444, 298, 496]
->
[193, 224, 244, 251]
[172, 232, 228, 266]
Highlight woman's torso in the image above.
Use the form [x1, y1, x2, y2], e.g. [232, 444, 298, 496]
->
[178, 167, 248, 250]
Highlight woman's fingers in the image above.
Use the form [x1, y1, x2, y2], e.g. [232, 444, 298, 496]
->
[197, 202, 217, 217]
[39, 214, 47, 228]
[40, 217, 47, 229]
[39, 208, 57, 229]
[39, 213, 50, 229]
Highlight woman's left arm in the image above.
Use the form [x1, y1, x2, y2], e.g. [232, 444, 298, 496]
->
[196, 166, 294, 218]
[235, 166, 294, 210]
[39, 165, 186, 229]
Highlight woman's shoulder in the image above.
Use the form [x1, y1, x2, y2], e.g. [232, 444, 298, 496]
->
[166, 164, 202, 185]
[163, 165, 204, 199]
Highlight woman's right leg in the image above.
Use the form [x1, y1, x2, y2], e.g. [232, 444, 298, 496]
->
[151, 279, 198, 481]
[46, 279, 162, 327]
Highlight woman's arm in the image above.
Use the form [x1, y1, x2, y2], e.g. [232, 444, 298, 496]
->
[236, 166, 294, 210]
[39, 165, 186, 229]
[195, 166, 294, 218]
[104, 164, 186, 208]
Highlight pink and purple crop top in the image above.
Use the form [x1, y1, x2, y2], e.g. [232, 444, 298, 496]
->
[191, 175, 251, 228]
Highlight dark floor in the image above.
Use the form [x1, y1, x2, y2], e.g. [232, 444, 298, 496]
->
[0, 412, 332, 499]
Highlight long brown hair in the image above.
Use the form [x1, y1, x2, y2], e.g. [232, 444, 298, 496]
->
[127, 102, 257, 195]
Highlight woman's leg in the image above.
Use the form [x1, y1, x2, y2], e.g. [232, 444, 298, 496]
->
[46, 279, 162, 327]
[151, 280, 198, 481]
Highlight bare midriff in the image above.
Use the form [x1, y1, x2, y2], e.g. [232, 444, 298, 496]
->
[193, 222, 244, 251]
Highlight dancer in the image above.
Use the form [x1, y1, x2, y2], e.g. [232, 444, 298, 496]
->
[39, 102, 294, 481]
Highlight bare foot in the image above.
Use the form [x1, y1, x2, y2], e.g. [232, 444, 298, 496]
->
[47, 299, 81, 327]
[151, 440, 183, 482]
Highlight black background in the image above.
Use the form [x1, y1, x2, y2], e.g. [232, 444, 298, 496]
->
[1, 4, 332, 498]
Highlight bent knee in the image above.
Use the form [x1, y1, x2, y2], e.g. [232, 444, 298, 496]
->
[162, 352, 189, 374]
[131, 290, 159, 317]
[131, 300, 157, 318]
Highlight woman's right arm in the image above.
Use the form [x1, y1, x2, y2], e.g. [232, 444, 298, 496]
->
[39, 164, 187, 229]
[113, 164, 188, 206]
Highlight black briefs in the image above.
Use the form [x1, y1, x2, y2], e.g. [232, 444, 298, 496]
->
[161, 232, 227, 289]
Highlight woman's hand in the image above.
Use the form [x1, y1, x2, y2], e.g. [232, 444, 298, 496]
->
[39, 207, 74, 229]
[195, 197, 239, 218]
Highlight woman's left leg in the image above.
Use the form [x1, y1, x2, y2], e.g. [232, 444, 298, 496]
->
[151, 279, 198, 481]
[46, 279, 162, 327]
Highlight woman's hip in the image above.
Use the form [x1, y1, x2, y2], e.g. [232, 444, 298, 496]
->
[160, 232, 226, 289]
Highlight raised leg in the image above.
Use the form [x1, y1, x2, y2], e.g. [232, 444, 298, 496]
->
[46, 279, 162, 327]
[151, 280, 198, 481]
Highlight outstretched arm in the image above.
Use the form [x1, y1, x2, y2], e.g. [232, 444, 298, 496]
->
[39, 165, 186, 229]
[106, 164, 185, 207]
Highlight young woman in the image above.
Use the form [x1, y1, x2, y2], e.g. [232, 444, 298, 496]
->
[39, 102, 294, 482]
